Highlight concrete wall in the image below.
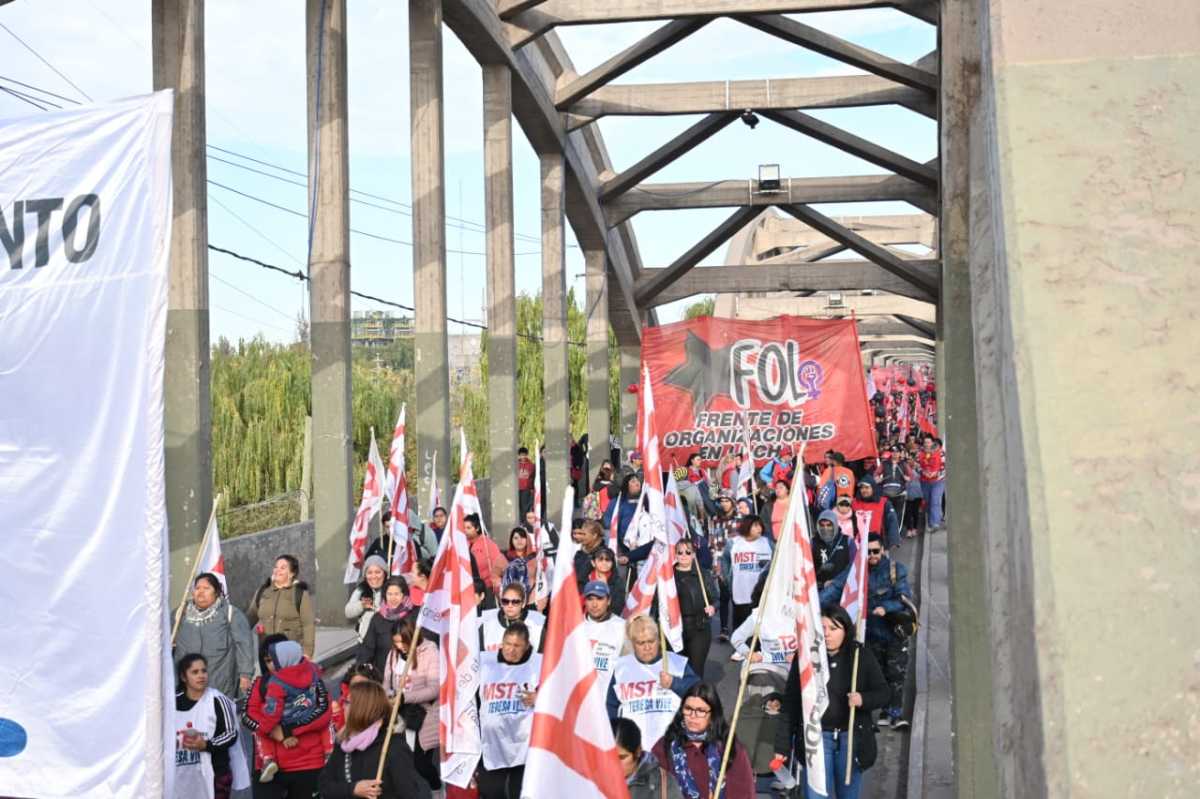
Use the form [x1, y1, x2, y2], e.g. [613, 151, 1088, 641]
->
[219, 478, 494, 621]
[959, 1, 1200, 795]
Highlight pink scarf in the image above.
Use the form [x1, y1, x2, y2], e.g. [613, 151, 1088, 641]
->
[341, 720, 381, 753]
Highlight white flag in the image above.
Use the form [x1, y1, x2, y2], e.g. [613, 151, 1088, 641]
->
[196, 512, 228, 595]
[344, 429, 386, 584]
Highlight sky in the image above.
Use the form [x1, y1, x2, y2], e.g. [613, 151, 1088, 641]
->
[0, 2, 935, 345]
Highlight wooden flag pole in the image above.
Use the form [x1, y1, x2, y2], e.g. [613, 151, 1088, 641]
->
[713, 529, 784, 796]
[375, 626, 424, 782]
[170, 493, 223, 646]
[659, 618, 670, 679]
[844, 617, 865, 785]
[715, 432, 807, 796]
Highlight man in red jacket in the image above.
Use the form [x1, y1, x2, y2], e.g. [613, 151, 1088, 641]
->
[244, 640, 332, 794]
[916, 436, 946, 531]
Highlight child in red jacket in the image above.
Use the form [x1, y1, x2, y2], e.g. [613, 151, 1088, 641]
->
[243, 640, 331, 782]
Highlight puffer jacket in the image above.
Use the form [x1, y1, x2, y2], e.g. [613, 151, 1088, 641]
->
[246, 580, 316, 658]
[392, 639, 439, 752]
[243, 659, 332, 772]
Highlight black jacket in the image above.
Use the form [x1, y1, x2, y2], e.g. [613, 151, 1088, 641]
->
[812, 533, 851, 586]
[673, 567, 718, 631]
[318, 734, 420, 799]
[356, 609, 412, 677]
[775, 641, 890, 770]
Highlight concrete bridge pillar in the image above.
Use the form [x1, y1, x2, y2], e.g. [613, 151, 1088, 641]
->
[585, 249, 611, 477]
[540, 153, 570, 526]
[483, 64, 519, 532]
[305, 0, 353, 624]
[954, 1, 1200, 795]
[152, 0, 212, 603]
[409, 0, 452, 519]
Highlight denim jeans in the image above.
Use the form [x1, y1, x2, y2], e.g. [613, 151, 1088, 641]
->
[922, 479, 945, 529]
[803, 729, 863, 799]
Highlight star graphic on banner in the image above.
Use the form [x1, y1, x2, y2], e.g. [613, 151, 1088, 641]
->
[662, 332, 735, 414]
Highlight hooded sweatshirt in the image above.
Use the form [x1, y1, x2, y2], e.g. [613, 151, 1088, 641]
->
[246, 647, 331, 772]
[812, 510, 851, 585]
[851, 476, 888, 535]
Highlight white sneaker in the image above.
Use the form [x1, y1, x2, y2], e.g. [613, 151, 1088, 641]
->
[730, 651, 745, 662]
[259, 760, 279, 783]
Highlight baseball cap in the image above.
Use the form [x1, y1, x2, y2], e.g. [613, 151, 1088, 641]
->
[582, 580, 611, 598]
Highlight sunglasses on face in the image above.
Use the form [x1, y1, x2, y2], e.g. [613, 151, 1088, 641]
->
[500, 598, 523, 606]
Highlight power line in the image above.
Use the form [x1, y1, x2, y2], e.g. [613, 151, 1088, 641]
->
[207, 243, 589, 346]
[0, 73, 80, 104]
[209, 270, 299, 324]
[0, 22, 93, 102]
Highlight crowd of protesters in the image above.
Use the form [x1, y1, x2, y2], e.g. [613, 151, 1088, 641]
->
[170, 373, 939, 799]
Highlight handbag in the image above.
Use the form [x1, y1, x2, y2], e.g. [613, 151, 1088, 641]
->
[399, 701, 427, 731]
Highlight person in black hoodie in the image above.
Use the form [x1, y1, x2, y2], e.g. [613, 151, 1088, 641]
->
[318, 680, 420, 799]
[672, 538, 719, 676]
[812, 510, 852, 591]
[774, 604, 889, 799]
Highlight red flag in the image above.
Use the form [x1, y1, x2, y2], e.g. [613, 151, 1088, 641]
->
[344, 429, 386, 584]
[385, 405, 415, 575]
[622, 367, 684, 652]
[839, 510, 873, 644]
[417, 438, 483, 788]
[196, 511, 227, 595]
[523, 486, 630, 799]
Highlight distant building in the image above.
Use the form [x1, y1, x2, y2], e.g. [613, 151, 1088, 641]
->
[351, 311, 413, 348]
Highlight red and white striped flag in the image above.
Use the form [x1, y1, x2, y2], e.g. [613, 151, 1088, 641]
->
[840, 511, 873, 644]
[736, 413, 756, 500]
[621, 367, 684, 653]
[417, 439, 483, 788]
[385, 405, 415, 575]
[196, 510, 227, 595]
[522, 486, 630, 799]
[344, 428, 386, 584]
[759, 472, 830, 794]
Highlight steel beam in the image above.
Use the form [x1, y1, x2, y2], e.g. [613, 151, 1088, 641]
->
[638, 259, 940, 306]
[600, 112, 737, 201]
[761, 109, 938, 187]
[634, 206, 762, 305]
[779, 204, 940, 298]
[567, 74, 935, 128]
[738, 14, 938, 92]
[555, 18, 712, 109]
[508, 0, 914, 47]
[606, 175, 936, 225]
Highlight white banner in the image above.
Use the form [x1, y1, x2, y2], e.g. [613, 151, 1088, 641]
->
[0, 93, 174, 797]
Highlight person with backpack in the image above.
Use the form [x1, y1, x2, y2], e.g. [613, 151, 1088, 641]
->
[246, 554, 315, 659]
[243, 639, 332, 795]
[877, 447, 912, 536]
[174, 572, 255, 699]
[818, 534, 916, 731]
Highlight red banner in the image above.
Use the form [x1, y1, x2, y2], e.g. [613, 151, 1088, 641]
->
[639, 316, 876, 467]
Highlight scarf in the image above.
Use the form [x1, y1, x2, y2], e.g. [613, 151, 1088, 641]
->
[379, 596, 413, 622]
[668, 736, 724, 799]
[341, 720, 381, 752]
[184, 595, 226, 625]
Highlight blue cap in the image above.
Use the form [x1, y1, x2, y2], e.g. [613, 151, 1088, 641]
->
[582, 580, 611, 598]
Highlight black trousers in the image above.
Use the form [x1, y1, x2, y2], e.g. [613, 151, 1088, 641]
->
[731, 602, 753, 635]
[414, 740, 441, 789]
[252, 768, 321, 799]
[903, 496, 924, 531]
[478, 765, 525, 799]
[868, 636, 909, 715]
[717, 577, 731, 632]
[681, 620, 712, 676]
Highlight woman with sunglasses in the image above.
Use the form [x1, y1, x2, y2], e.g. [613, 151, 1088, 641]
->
[652, 683, 755, 799]
[478, 582, 545, 653]
[673, 540, 718, 676]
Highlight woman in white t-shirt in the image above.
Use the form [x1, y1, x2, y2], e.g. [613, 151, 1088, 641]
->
[725, 515, 773, 660]
[477, 623, 542, 799]
[173, 654, 249, 799]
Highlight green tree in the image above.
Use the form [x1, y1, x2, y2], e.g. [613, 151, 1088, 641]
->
[683, 296, 715, 319]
